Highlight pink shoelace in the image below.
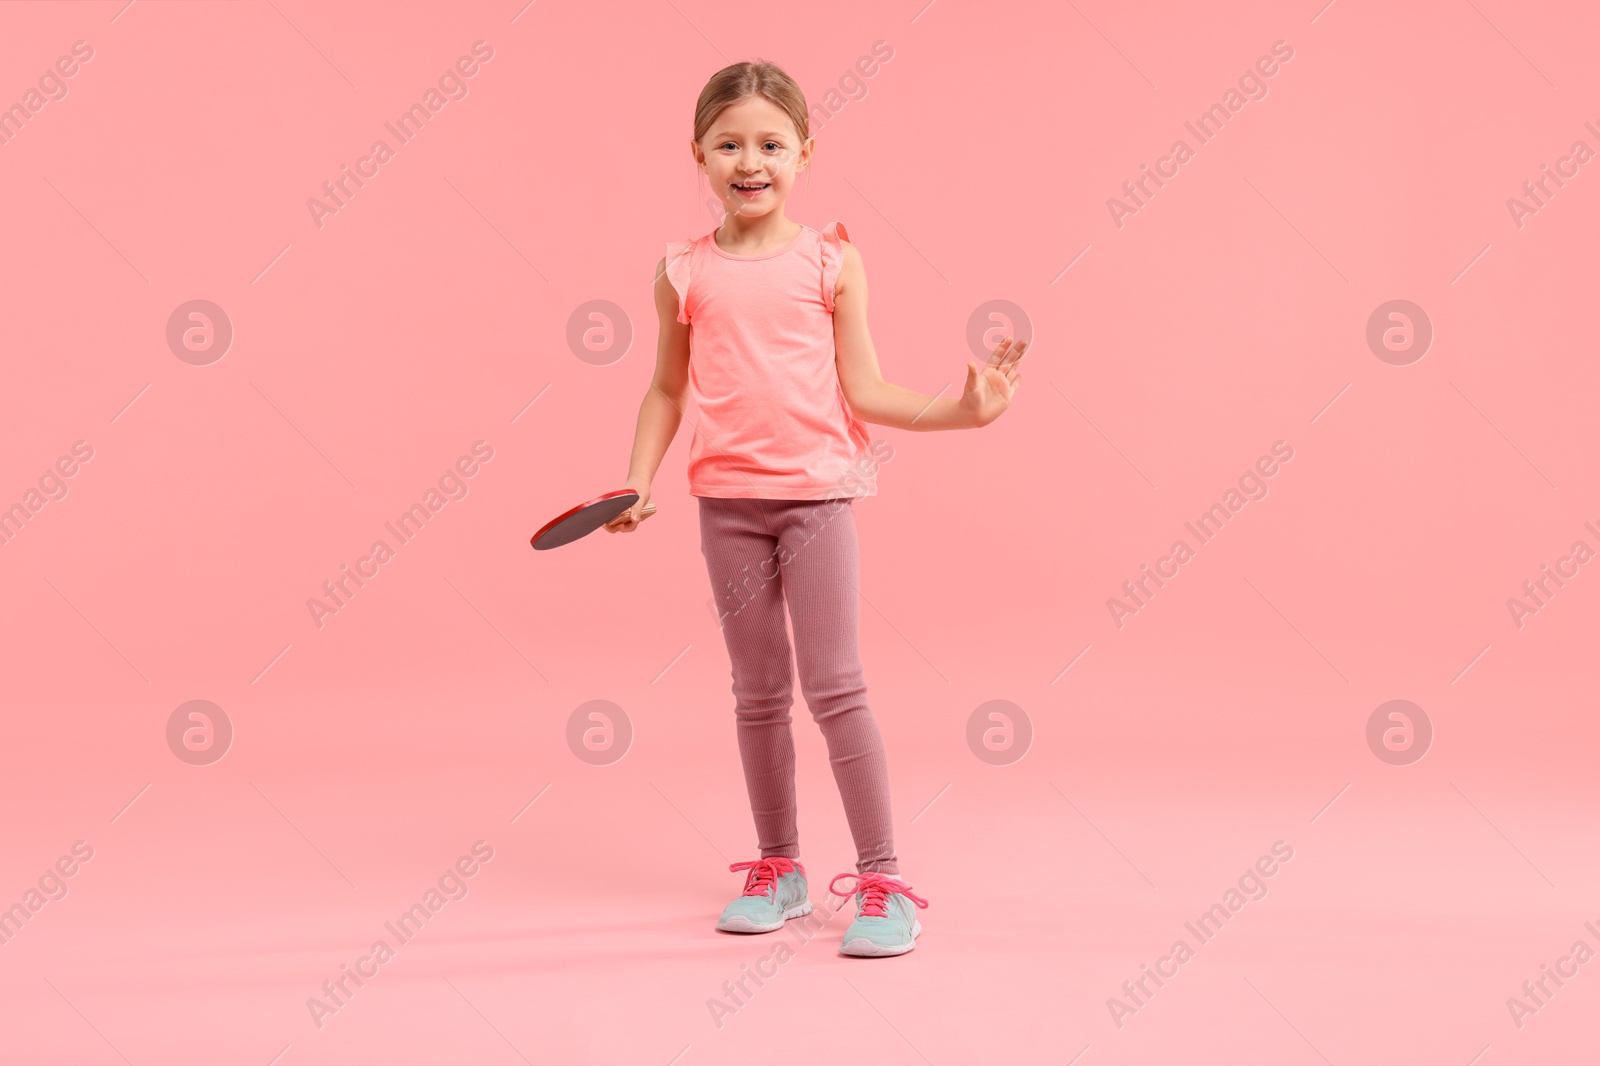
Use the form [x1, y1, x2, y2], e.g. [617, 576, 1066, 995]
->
[730, 857, 804, 898]
[828, 871, 929, 917]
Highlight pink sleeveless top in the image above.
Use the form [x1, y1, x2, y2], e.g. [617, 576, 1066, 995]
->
[665, 220, 877, 500]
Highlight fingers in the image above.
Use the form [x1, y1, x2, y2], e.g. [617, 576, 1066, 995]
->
[985, 339, 1010, 371]
[1001, 338, 1028, 372]
[986, 337, 1029, 378]
[605, 502, 656, 533]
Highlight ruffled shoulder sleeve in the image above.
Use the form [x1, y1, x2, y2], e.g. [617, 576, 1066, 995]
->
[664, 237, 695, 324]
[820, 221, 850, 314]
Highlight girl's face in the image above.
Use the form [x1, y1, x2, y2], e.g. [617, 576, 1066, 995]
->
[696, 95, 812, 222]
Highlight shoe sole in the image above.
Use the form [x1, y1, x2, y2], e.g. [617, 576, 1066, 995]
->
[716, 899, 814, 933]
[840, 918, 922, 957]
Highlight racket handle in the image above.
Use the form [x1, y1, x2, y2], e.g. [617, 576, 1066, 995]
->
[606, 501, 657, 526]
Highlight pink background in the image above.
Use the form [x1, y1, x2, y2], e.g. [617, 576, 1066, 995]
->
[2, 0, 1598, 1062]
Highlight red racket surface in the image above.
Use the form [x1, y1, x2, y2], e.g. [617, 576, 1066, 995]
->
[530, 489, 642, 551]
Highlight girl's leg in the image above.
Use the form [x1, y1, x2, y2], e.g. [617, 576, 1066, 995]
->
[699, 497, 800, 860]
[769, 497, 898, 876]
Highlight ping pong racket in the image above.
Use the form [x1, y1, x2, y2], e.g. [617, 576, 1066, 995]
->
[530, 489, 656, 551]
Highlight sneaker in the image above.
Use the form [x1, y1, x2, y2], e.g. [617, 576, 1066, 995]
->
[715, 858, 813, 933]
[828, 871, 928, 957]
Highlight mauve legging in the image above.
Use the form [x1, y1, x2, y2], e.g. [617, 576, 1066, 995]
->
[698, 495, 898, 876]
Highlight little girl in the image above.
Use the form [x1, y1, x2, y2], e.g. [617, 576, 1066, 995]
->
[608, 59, 1025, 957]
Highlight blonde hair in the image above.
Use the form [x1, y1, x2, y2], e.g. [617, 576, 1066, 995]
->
[691, 60, 811, 146]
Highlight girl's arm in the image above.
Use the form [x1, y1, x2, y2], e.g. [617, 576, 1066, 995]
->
[607, 257, 691, 533]
[833, 240, 1026, 432]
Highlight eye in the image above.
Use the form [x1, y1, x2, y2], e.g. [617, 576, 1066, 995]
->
[764, 141, 782, 152]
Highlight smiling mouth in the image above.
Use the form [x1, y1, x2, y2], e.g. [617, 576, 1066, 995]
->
[732, 182, 770, 192]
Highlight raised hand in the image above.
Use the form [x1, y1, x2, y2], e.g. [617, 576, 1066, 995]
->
[960, 337, 1028, 428]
